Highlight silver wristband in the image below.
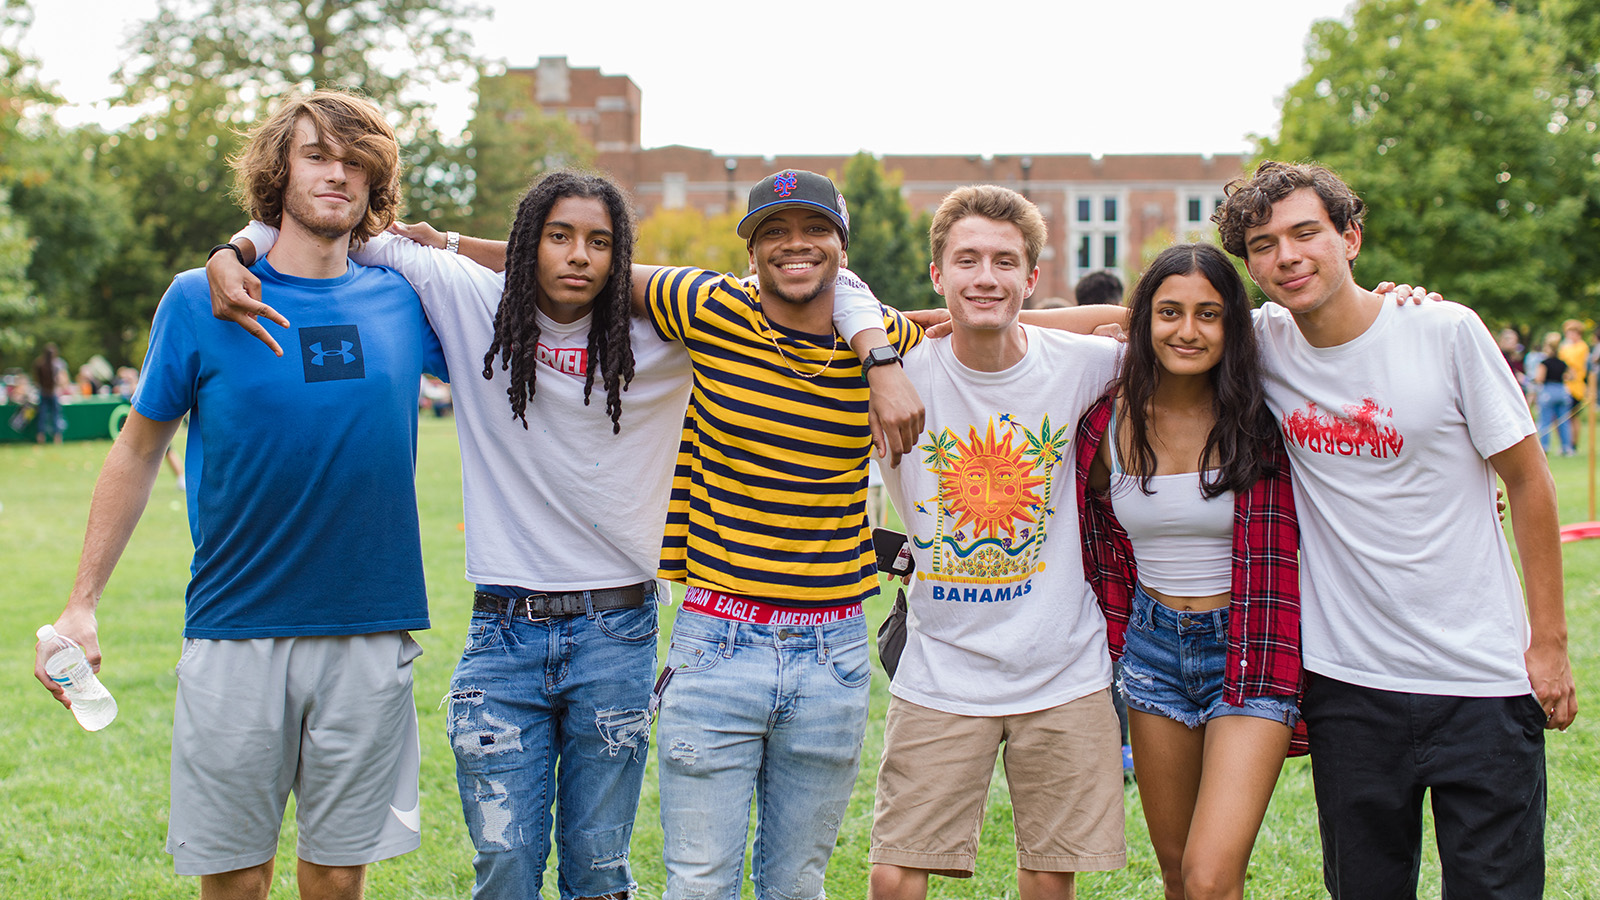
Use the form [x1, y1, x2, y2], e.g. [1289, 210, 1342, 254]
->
[445, 231, 460, 254]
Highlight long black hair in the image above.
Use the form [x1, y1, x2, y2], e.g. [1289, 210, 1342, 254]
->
[483, 171, 637, 433]
[1115, 243, 1277, 498]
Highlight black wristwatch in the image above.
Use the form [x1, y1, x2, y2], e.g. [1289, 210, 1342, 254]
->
[860, 345, 902, 382]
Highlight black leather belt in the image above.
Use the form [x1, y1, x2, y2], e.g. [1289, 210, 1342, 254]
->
[473, 583, 650, 620]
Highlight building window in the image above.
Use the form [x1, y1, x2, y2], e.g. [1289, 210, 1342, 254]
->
[1179, 191, 1228, 232]
[662, 172, 687, 210]
[1069, 191, 1125, 285]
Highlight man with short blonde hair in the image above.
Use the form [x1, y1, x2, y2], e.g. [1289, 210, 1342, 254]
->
[870, 185, 1126, 900]
[928, 184, 1048, 271]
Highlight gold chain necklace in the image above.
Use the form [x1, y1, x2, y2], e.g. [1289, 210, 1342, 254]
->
[760, 309, 837, 379]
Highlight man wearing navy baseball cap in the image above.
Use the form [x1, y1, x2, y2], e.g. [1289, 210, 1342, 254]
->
[641, 168, 928, 900]
[737, 169, 852, 246]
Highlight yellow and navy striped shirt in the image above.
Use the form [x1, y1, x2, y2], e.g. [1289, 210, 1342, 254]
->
[647, 267, 923, 605]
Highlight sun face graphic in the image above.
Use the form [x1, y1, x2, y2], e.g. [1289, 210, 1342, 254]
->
[936, 421, 1045, 540]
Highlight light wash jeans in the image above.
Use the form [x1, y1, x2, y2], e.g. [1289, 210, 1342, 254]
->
[657, 608, 872, 900]
[1537, 382, 1574, 454]
[445, 587, 658, 900]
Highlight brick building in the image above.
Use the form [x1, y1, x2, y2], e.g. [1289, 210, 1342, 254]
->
[500, 57, 1248, 301]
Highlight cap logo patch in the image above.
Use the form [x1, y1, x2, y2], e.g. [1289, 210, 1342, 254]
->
[774, 172, 798, 198]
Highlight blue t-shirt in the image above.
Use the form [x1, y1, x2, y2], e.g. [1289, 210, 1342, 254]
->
[134, 259, 448, 639]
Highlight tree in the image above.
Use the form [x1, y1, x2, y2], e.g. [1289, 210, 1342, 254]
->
[1500, 0, 1600, 81]
[0, 0, 59, 171]
[1261, 0, 1599, 327]
[636, 207, 748, 276]
[450, 68, 595, 237]
[113, 0, 490, 239]
[0, 0, 44, 363]
[72, 100, 246, 366]
[0, 189, 39, 360]
[9, 129, 131, 318]
[0, 2, 144, 367]
[1499, 0, 1600, 314]
[56, 0, 493, 364]
[116, 0, 485, 140]
[836, 153, 938, 311]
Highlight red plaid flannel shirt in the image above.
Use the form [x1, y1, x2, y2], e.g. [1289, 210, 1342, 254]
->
[1075, 394, 1309, 755]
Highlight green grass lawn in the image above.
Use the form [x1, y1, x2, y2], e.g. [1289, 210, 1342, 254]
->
[3, 418, 1596, 898]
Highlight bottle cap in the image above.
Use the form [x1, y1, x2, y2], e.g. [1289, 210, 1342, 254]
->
[36, 624, 56, 641]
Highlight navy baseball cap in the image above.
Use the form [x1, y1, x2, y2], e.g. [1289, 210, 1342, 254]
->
[737, 170, 850, 249]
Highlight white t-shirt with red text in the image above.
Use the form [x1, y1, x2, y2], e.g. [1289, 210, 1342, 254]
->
[1255, 299, 1536, 696]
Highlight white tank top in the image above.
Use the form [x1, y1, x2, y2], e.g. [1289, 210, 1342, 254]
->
[1107, 415, 1234, 596]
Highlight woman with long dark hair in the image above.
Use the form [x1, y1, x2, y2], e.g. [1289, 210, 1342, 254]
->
[1076, 243, 1305, 900]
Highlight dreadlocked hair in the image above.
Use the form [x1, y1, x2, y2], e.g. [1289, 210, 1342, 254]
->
[1114, 243, 1278, 499]
[482, 171, 638, 434]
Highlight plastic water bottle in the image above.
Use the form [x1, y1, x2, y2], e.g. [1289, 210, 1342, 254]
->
[36, 624, 118, 731]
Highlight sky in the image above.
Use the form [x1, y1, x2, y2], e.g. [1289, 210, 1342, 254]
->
[23, 0, 1356, 158]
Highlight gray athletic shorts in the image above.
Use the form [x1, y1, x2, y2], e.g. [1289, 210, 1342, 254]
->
[165, 633, 424, 876]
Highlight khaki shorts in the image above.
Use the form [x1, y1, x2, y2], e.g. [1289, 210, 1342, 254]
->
[869, 691, 1126, 877]
[165, 633, 424, 876]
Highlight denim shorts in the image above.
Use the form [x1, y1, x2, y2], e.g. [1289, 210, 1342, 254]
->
[1118, 584, 1299, 729]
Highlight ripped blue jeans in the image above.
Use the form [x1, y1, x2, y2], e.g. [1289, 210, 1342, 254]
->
[445, 586, 658, 900]
[1118, 583, 1299, 729]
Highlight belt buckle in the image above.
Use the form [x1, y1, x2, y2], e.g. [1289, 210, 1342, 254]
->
[521, 595, 554, 623]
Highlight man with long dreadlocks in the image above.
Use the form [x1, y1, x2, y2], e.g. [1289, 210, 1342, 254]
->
[206, 168, 900, 900]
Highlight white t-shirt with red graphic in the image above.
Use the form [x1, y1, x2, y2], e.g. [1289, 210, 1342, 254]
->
[1255, 299, 1536, 696]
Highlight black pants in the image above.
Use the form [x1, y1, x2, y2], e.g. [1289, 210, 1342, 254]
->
[1302, 674, 1546, 900]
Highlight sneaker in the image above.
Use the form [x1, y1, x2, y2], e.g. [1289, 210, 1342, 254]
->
[1122, 744, 1136, 784]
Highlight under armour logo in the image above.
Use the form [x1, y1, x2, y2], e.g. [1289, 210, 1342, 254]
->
[310, 341, 355, 366]
[774, 172, 798, 197]
[299, 325, 365, 383]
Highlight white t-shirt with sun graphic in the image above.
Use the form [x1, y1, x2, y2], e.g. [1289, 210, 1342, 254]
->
[883, 326, 1120, 716]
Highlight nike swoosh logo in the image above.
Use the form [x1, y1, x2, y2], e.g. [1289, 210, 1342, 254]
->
[390, 802, 421, 833]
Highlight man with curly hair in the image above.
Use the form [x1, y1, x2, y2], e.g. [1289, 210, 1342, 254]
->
[36, 89, 446, 900]
[1214, 160, 1575, 900]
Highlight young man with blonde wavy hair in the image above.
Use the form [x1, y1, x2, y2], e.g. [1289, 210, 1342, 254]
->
[35, 89, 446, 900]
